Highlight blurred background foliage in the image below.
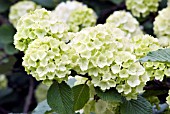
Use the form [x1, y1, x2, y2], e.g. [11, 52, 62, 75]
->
[0, 0, 168, 113]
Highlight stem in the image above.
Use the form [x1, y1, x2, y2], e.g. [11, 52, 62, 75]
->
[23, 77, 34, 113]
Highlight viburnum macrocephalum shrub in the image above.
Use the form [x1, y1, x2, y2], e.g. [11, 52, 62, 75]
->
[9, 1, 41, 28]
[106, 10, 143, 38]
[14, 8, 69, 52]
[11, 1, 170, 114]
[126, 0, 159, 17]
[52, 1, 97, 32]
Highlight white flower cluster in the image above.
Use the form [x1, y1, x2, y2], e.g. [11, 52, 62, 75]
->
[154, 7, 170, 47]
[53, 1, 97, 32]
[126, 0, 159, 17]
[9, 1, 41, 28]
[167, 90, 170, 108]
[70, 24, 153, 100]
[22, 37, 72, 85]
[14, 8, 69, 52]
[106, 10, 143, 38]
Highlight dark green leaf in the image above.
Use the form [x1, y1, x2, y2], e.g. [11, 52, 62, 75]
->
[4, 44, 18, 55]
[139, 48, 170, 63]
[47, 81, 74, 114]
[0, 24, 15, 44]
[109, 0, 124, 5]
[0, 0, 11, 13]
[32, 0, 59, 8]
[73, 84, 90, 111]
[0, 56, 16, 74]
[120, 95, 152, 114]
[95, 87, 123, 102]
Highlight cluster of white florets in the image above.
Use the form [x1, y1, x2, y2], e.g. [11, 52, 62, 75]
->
[53, 1, 97, 32]
[22, 37, 72, 85]
[9, 1, 41, 28]
[70, 24, 154, 100]
[154, 7, 170, 47]
[14, 8, 69, 52]
[126, 0, 159, 17]
[106, 10, 143, 38]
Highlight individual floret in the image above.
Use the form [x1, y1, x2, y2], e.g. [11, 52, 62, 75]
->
[53, 1, 97, 32]
[106, 10, 143, 38]
[154, 7, 170, 37]
[9, 1, 41, 28]
[126, 0, 159, 17]
[22, 37, 72, 84]
[14, 8, 69, 51]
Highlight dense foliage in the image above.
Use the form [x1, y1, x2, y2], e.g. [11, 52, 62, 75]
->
[1, 0, 170, 114]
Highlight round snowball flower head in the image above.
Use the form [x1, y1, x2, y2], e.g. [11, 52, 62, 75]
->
[53, 1, 97, 32]
[126, 0, 159, 17]
[9, 1, 41, 28]
[106, 10, 143, 38]
[70, 24, 148, 100]
[22, 37, 72, 85]
[154, 7, 170, 38]
[14, 8, 69, 52]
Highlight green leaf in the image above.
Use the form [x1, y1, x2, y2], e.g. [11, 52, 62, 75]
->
[0, 0, 11, 13]
[0, 56, 16, 74]
[72, 84, 90, 111]
[33, 100, 54, 114]
[47, 81, 74, 114]
[120, 95, 152, 114]
[109, 0, 124, 5]
[0, 24, 15, 44]
[139, 48, 170, 63]
[32, 0, 58, 8]
[95, 87, 123, 102]
[4, 44, 18, 55]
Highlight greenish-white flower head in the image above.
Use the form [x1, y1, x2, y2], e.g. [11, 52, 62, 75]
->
[9, 1, 41, 28]
[22, 37, 72, 85]
[53, 1, 97, 32]
[70, 24, 149, 100]
[0, 74, 7, 89]
[14, 8, 69, 52]
[166, 90, 170, 108]
[126, 0, 159, 17]
[106, 10, 143, 38]
[154, 7, 170, 46]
